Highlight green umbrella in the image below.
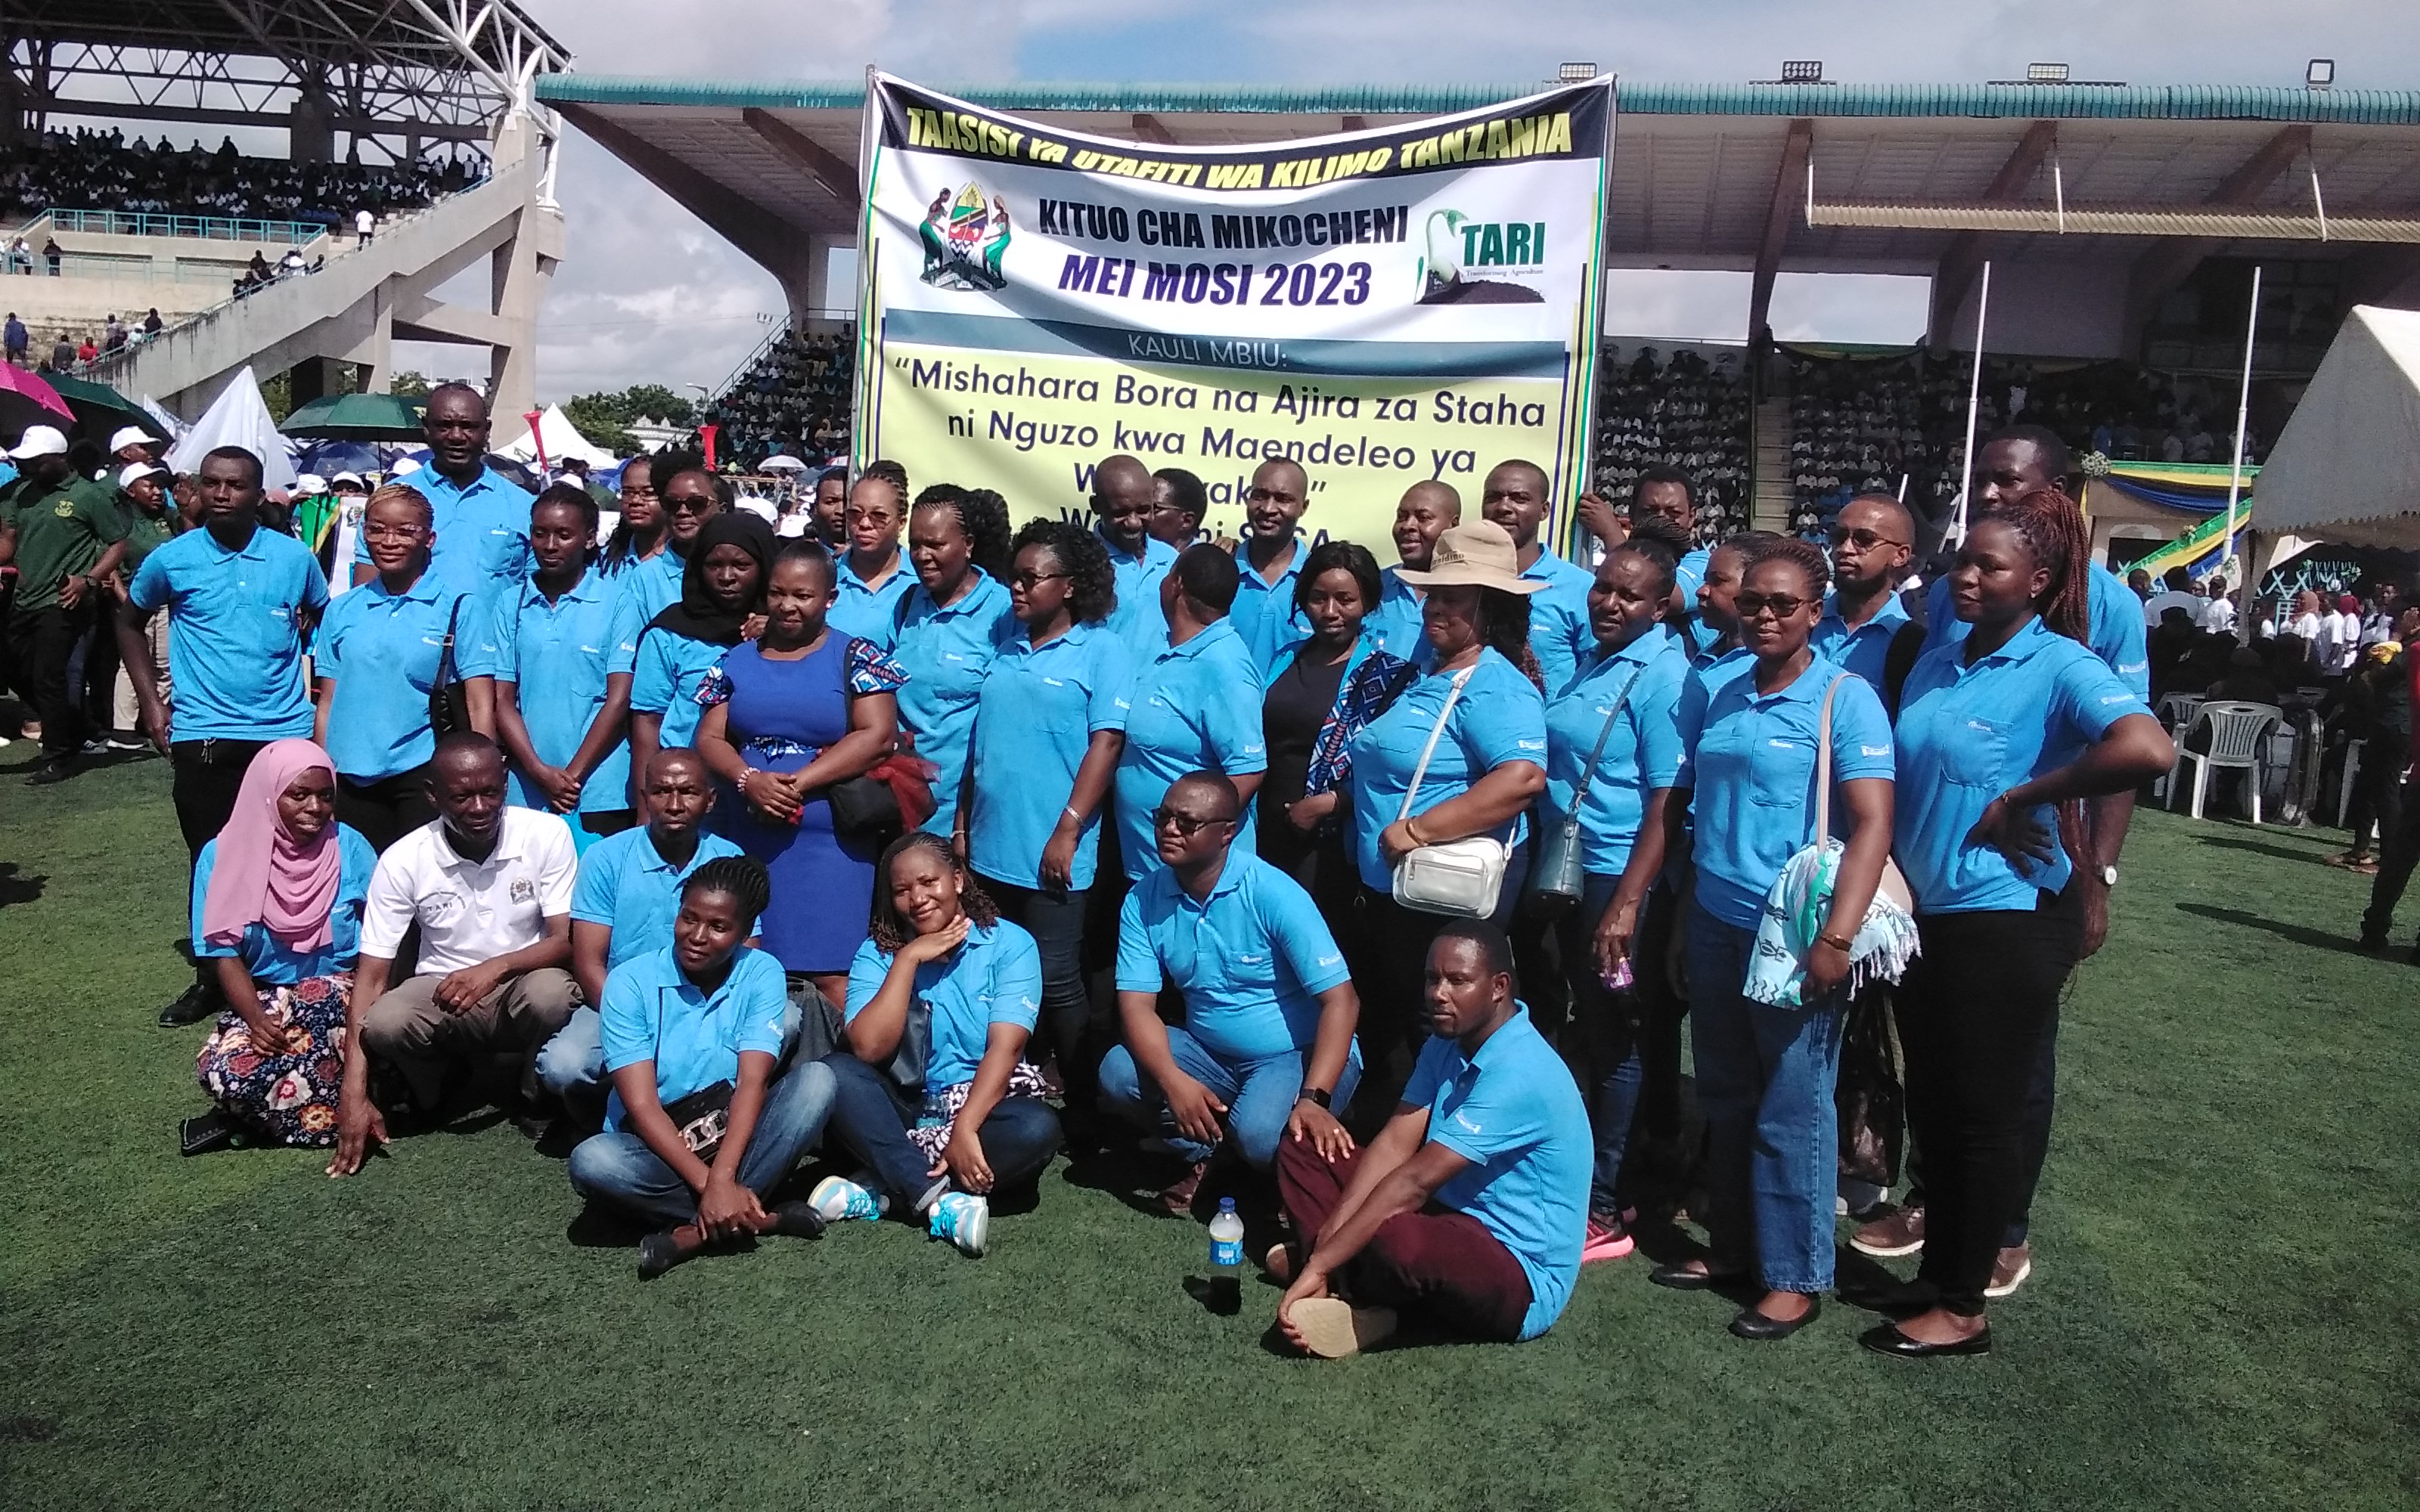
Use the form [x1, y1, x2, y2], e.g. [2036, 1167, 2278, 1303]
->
[282, 392, 427, 441]
[43, 372, 157, 448]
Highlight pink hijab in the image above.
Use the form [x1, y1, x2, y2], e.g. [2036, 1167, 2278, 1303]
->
[200, 739, 345, 955]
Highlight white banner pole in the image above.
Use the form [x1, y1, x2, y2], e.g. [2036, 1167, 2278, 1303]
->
[2222, 262, 2263, 584]
[1949, 259, 1991, 550]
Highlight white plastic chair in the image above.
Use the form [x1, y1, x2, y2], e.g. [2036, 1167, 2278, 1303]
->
[2153, 694, 2205, 802]
[2173, 701, 2282, 822]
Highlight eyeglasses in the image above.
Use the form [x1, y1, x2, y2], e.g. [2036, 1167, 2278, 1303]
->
[1827, 526, 1907, 551]
[1733, 592, 1813, 621]
[364, 523, 425, 542]
[620, 484, 659, 498]
[1011, 570, 1069, 590]
[1150, 807, 1227, 836]
[1246, 488, 1302, 507]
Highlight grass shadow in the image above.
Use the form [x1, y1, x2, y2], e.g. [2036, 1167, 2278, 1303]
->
[2174, 902, 2369, 956]
[2194, 835, 2345, 865]
[0, 861, 45, 909]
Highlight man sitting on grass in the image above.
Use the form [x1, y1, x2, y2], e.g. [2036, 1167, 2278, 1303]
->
[1270, 920, 1588, 1358]
[535, 747, 754, 1128]
[328, 733, 582, 1176]
[1097, 771, 1361, 1213]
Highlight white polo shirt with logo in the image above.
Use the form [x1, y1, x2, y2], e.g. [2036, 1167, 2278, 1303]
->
[361, 807, 579, 974]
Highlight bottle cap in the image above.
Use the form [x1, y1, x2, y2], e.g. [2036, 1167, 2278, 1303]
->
[1217, 1196, 1236, 1210]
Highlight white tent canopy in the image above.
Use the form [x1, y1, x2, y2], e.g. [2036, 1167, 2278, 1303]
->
[167, 367, 298, 495]
[496, 403, 618, 469]
[2250, 305, 2420, 550]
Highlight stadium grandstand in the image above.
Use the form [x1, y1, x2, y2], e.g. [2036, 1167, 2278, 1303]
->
[542, 70, 2420, 558]
[7, 0, 569, 419]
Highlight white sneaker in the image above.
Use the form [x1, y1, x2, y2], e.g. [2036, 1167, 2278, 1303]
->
[808, 1174, 886, 1224]
[927, 1191, 988, 1257]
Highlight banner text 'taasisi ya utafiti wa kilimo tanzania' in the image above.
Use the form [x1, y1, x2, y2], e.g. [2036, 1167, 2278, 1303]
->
[854, 74, 1614, 547]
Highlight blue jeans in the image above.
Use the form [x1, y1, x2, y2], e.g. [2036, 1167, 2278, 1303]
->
[1562, 871, 1643, 1219]
[566, 1056, 838, 1228]
[1686, 901, 1848, 1294]
[1098, 1029, 1364, 1168]
[818, 1052, 1062, 1209]
[539, 996, 805, 1129]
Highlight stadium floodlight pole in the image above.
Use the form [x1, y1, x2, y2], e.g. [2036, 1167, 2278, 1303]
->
[2222, 262, 2263, 584]
[1947, 259, 1992, 550]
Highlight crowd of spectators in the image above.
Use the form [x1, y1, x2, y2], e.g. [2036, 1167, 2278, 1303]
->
[1594, 344, 1752, 545]
[0, 129, 482, 227]
[696, 328, 853, 465]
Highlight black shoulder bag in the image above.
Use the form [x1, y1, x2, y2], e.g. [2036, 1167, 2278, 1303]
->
[427, 593, 470, 738]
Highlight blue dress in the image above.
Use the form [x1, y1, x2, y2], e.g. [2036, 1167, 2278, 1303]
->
[703, 634, 903, 973]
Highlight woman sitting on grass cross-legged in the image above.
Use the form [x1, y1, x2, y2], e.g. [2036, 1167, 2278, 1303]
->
[566, 855, 837, 1278]
[811, 832, 1063, 1259]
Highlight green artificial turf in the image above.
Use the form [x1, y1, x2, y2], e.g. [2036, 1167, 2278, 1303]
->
[4, 745, 2417, 1510]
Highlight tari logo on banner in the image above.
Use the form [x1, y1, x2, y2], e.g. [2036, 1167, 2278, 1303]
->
[1416, 210, 1547, 305]
[920, 183, 1011, 291]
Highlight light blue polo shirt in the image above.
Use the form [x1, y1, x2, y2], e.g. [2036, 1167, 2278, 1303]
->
[968, 619, 1134, 891]
[1922, 562, 2151, 701]
[352, 465, 533, 595]
[1367, 566, 1435, 668]
[1112, 618, 1268, 881]
[189, 824, 377, 983]
[126, 523, 327, 742]
[1674, 659, 1896, 929]
[1100, 527, 1177, 658]
[845, 917, 1043, 1092]
[315, 571, 472, 781]
[1519, 548, 1597, 699]
[467, 569, 646, 814]
[828, 550, 914, 642]
[610, 549, 686, 622]
[629, 626, 729, 753]
[1402, 1004, 1590, 1341]
[1346, 648, 1548, 891]
[1115, 854, 1352, 1063]
[1541, 629, 1690, 878]
[1230, 537, 1309, 675]
[1811, 589, 1913, 693]
[870, 569, 1013, 835]
[571, 825, 749, 968]
[597, 944, 790, 1132]
[1894, 617, 2148, 912]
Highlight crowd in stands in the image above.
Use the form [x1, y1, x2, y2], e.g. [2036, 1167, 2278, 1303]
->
[0, 129, 481, 227]
[1595, 345, 1751, 546]
[697, 330, 853, 464]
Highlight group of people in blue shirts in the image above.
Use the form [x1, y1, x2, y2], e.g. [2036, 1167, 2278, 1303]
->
[127, 379, 2176, 1361]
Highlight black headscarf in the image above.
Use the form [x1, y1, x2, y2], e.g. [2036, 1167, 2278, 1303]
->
[649, 511, 772, 646]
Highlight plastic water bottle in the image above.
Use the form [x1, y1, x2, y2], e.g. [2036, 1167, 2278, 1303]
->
[1207, 1198, 1245, 1312]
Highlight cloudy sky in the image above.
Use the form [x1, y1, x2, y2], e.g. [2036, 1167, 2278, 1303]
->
[494, 0, 2412, 402]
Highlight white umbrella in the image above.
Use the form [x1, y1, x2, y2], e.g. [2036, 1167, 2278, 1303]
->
[759, 454, 808, 472]
[167, 366, 297, 494]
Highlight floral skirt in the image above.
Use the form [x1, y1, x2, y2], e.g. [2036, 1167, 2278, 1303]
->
[196, 973, 352, 1147]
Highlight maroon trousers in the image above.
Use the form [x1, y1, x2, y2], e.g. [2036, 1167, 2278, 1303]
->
[1276, 1135, 1531, 1343]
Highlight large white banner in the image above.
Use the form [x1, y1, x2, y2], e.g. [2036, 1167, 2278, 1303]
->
[855, 74, 1614, 546]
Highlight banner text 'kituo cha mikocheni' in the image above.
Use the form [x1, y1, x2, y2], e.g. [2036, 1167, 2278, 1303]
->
[855, 74, 1614, 546]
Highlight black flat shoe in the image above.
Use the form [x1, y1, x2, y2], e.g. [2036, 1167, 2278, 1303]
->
[765, 1201, 827, 1240]
[637, 1232, 691, 1280]
[23, 760, 73, 786]
[178, 1111, 238, 1157]
[1649, 1263, 1747, 1291]
[158, 983, 221, 1027]
[1730, 1297, 1820, 1340]
[1859, 1320, 1992, 1358]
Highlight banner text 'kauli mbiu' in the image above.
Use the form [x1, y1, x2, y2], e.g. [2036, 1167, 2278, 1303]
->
[855, 74, 1614, 547]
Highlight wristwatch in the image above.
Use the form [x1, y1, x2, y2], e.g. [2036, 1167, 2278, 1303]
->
[2099, 864, 2119, 888]
[1296, 1086, 1333, 1110]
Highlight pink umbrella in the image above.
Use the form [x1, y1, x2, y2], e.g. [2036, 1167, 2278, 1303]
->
[0, 364, 76, 445]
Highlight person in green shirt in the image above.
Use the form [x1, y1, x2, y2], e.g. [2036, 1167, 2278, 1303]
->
[110, 460, 178, 748]
[0, 425, 129, 782]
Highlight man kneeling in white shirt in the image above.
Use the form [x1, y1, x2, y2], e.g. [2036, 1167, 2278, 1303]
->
[329, 733, 582, 1176]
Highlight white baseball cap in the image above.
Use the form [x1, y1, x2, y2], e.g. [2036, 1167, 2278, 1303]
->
[118, 460, 172, 491]
[294, 472, 327, 495]
[330, 470, 367, 490]
[7, 424, 67, 460]
[391, 457, 423, 477]
[107, 424, 158, 453]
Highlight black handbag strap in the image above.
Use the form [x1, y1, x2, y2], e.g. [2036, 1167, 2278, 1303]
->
[435, 592, 464, 688]
[1563, 663, 1648, 815]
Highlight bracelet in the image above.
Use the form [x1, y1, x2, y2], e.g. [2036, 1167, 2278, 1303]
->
[1404, 816, 1427, 845]
[1063, 805, 1084, 823]
[1817, 929, 1855, 953]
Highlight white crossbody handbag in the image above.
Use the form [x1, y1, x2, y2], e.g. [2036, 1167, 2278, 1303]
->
[1389, 668, 1509, 918]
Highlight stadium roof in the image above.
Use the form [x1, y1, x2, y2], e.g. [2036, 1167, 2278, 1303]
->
[541, 74, 2420, 345]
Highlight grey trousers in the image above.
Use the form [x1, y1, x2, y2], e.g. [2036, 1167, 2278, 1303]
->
[358, 967, 583, 1111]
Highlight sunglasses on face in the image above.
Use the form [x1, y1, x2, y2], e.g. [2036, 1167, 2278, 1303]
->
[1150, 807, 1227, 836]
[1734, 593, 1813, 621]
[1828, 526, 1907, 551]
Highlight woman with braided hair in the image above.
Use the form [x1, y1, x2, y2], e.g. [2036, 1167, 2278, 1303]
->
[829, 459, 914, 640]
[872, 484, 1017, 839]
[1650, 533, 1896, 1341]
[567, 854, 838, 1278]
[1860, 488, 2170, 1358]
